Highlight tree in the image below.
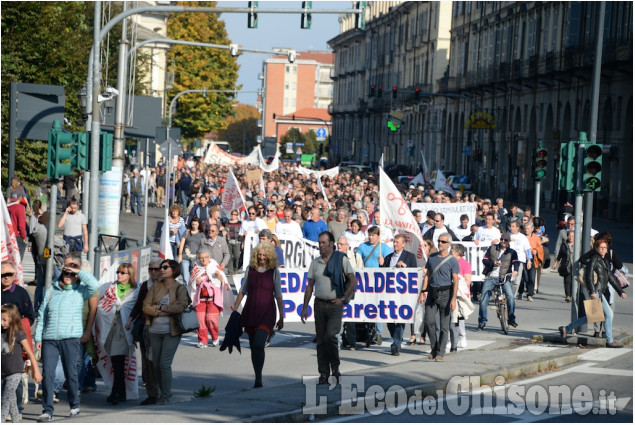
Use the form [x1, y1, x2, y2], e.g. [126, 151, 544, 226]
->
[1, 3, 126, 191]
[279, 128, 320, 159]
[167, 1, 239, 140]
[216, 104, 260, 154]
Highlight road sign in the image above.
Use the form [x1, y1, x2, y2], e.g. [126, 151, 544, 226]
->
[463, 146, 472, 156]
[159, 138, 182, 156]
[316, 127, 327, 140]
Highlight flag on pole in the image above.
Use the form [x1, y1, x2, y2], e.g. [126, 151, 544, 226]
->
[0, 194, 24, 286]
[316, 175, 332, 211]
[158, 209, 173, 260]
[259, 174, 266, 198]
[221, 168, 247, 218]
[434, 169, 455, 195]
[420, 150, 430, 184]
[379, 153, 384, 169]
[379, 167, 427, 266]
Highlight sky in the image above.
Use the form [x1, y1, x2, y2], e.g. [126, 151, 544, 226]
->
[216, 1, 350, 105]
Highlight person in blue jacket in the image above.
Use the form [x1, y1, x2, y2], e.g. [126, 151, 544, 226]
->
[34, 253, 100, 423]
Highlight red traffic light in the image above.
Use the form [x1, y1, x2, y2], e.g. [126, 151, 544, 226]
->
[586, 144, 602, 159]
[392, 86, 397, 91]
[537, 149, 547, 158]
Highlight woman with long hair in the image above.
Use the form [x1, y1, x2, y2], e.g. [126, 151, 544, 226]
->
[168, 205, 186, 260]
[178, 217, 205, 287]
[343, 219, 366, 252]
[233, 243, 284, 388]
[142, 259, 188, 404]
[94, 263, 139, 404]
[2, 304, 42, 423]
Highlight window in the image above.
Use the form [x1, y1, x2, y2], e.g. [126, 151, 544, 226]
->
[285, 83, 289, 90]
[286, 65, 290, 73]
[284, 98, 288, 106]
[551, 7, 559, 51]
[292, 82, 297, 90]
[528, 18, 537, 57]
[566, 2, 582, 48]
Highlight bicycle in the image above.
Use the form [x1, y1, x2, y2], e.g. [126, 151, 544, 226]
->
[492, 273, 513, 334]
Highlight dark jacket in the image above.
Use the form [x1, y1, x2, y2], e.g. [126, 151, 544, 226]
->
[583, 251, 625, 298]
[220, 310, 242, 354]
[422, 226, 459, 242]
[382, 249, 418, 268]
[482, 244, 519, 279]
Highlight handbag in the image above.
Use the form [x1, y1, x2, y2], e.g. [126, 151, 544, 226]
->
[614, 269, 629, 289]
[174, 285, 200, 335]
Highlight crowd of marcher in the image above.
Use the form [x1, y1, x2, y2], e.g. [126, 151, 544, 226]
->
[2, 155, 629, 421]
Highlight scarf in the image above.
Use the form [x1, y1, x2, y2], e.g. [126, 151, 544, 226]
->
[323, 250, 346, 297]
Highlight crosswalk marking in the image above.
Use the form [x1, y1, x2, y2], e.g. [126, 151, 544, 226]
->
[578, 347, 632, 361]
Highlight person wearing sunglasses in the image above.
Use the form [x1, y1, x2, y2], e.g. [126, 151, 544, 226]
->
[34, 254, 100, 422]
[422, 213, 459, 249]
[94, 263, 139, 405]
[239, 207, 267, 251]
[142, 260, 188, 405]
[126, 259, 162, 406]
[418, 233, 460, 362]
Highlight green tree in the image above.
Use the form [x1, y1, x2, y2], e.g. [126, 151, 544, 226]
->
[1, 2, 126, 191]
[167, 1, 239, 140]
[279, 128, 320, 159]
[216, 104, 260, 154]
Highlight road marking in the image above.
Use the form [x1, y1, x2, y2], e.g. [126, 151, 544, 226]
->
[463, 339, 496, 350]
[570, 363, 633, 377]
[578, 347, 632, 362]
[511, 344, 561, 353]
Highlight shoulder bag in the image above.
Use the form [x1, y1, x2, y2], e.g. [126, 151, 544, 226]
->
[174, 285, 200, 335]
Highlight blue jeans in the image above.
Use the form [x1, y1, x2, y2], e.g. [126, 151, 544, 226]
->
[181, 259, 192, 287]
[479, 277, 516, 325]
[566, 294, 614, 343]
[148, 332, 181, 401]
[42, 339, 81, 415]
[387, 323, 405, 349]
[131, 192, 142, 214]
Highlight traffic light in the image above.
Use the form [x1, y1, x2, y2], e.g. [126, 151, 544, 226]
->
[392, 86, 398, 100]
[354, 1, 367, 30]
[582, 143, 602, 191]
[73, 131, 90, 170]
[387, 112, 403, 132]
[414, 87, 421, 99]
[247, 1, 258, 28]
[100, 131, 113, 172]
[47, 120, 74, 179]
[387, 120, 400, 132]
[369, 85, 376, 97]
[377, 86, 383, 96]
[558, 141, 576, 191]
[475, 149, 483, 162]
[534, 145, 548, 180]
[301, 1, 312, 29]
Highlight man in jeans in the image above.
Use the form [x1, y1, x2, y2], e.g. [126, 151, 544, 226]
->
[477, 233, 520, 330]
[419, 233, 459, 362]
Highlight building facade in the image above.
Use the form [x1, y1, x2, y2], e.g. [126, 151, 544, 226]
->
[329, 1, 632, 219]
[261, 51, 334, 143]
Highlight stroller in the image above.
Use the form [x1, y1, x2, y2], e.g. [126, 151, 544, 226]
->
[342, 322, 377, 348]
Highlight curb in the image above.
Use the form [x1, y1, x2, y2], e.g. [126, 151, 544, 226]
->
[242, 352, 583, 423]
[535, 332, 633, 347]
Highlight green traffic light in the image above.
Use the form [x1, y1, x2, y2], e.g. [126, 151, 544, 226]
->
[387, 121, 400, 132]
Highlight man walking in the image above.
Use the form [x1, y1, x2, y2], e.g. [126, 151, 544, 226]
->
[301, 232, 356, 384]
[382, 235, 417, 356]
[418, 233, 459, 362]
[129, 169, 144, 216]
[57, 200, 88, 254]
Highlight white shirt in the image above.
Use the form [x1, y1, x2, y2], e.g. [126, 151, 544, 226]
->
[454, 225, 471, 241]
[343, 230, 366, 251]
[389, 250, 403, 268]
[509, 232, 532, 263]
[474, 226, 501, 245]
[275, 220, 303, 239]
[239, 217, 267, 237]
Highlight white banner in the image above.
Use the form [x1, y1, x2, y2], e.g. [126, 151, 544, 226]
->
[259, 147, 280, 173]
[233, 268, 423, 323]
[221, 168, 247, 219]
[379, 167, 426, 267]
[410, 202, 477, 230]
[296, 165, 339, 179]
[239, 146, 261, 166]
[0, 194, 24, 286]
[203, 143, 241, 166]
[434, 169, 455, 195]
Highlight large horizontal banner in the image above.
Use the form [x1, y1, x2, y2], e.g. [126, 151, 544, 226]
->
[410, 202, 477, 230]
[234, 268, 423, 323]
[243, 234, 491, 282]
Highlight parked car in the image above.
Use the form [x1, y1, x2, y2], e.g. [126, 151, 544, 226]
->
[341, 164, 374, 174]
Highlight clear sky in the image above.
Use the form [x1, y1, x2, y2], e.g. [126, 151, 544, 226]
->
[216, 1, 350, 105]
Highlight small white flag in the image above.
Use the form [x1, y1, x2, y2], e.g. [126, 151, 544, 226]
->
[0, 194, 24, 286]
[158, 209, 173, 260]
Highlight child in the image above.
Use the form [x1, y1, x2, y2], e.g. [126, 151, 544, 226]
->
[2, 304, 42, 423]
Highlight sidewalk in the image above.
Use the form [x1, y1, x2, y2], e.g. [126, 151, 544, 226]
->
[55, 333, 632, 423]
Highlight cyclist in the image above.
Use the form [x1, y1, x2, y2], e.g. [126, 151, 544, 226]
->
[477, 233, 520, 330]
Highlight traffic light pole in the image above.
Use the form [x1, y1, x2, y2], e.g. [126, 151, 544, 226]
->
[88, 1, 102, 265]
[534, 180, 541, 217]
[571, 141, 586, 331]
[44, 184, 58, 291]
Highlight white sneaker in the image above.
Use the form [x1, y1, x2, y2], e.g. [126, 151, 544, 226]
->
[69, 408, 80, 417]
[196, 342, 207, 348]
[211, 340, 219, 347]
[457, 336, 467, 349]
[37, 413, 53, 422]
